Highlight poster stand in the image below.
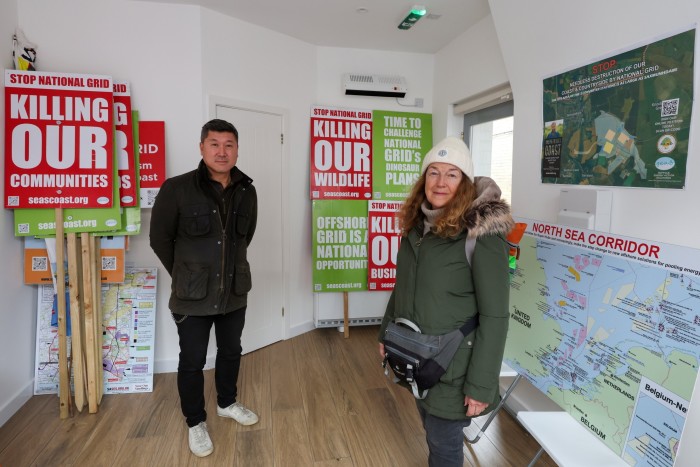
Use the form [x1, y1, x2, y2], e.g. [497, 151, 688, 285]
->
[343, 292, 349, 338]
[55, 209, 70, 418]
[518, 412, 626, 466]
[51, 223, 104, 417]
[66, 233, 85, 412]
[464, 371, 521, 444]
[81, 232, 99, 413]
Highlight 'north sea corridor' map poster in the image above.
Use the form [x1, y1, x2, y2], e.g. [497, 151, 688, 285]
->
[504, 218, 700, 467]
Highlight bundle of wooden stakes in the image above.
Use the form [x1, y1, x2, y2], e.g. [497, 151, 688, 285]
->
[54, 208, 104, 418]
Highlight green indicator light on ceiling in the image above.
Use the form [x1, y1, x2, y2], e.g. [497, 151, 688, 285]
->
[398, 6, 428, 30]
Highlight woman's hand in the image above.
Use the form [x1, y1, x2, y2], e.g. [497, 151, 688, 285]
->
[464, 396, 488, 417]
[379, 343, 386, 359]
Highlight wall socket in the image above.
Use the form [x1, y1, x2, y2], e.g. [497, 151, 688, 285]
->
[415, 97, 424, 108]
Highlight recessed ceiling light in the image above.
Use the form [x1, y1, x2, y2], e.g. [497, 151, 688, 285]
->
[356, 7, 369, 14]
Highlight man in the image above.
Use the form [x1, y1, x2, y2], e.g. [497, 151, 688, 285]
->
[547, 121, 561, 139]
[150, 119, 259, 458]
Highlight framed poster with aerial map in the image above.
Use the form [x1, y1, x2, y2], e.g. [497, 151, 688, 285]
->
[505, 218, 700, 467]
[541, 28, 694, 188]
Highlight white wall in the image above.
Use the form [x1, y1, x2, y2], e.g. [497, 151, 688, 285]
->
[433, 14, 509, 139]
[487, 0, 700, 465]
[0, 0, 37, 429]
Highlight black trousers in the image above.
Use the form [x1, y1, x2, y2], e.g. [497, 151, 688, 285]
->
[173, 307, 246, 427]
[417, 403, 471, 467]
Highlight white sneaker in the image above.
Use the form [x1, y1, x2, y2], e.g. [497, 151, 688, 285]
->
[217, 402, 259, 426]
[188, 421, 214, 457]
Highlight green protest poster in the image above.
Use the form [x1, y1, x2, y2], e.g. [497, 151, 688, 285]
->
[542, 28, 694, 188]
[96, 111, 142, 237]
[372, 110, 432, 200]
[14, 162, 122, 236]
[17, 110, 143, 237]
[93, 206, 140, 237]
[312, 200, 368, 292]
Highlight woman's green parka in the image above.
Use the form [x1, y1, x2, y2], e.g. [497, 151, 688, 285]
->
[379, 177, 514, 420]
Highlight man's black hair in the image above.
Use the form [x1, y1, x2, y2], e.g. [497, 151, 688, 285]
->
[201, 119, 238, 143]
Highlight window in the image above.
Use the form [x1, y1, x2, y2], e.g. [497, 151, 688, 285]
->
[463, 100, 514, 204]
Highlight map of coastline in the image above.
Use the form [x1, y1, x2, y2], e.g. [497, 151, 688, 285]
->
[34, 266, 157, 395]
[541, 28, 694, 189]
[504, 219, 700, 466]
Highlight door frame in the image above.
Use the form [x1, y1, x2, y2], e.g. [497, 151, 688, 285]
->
[207, 95, 291, 340]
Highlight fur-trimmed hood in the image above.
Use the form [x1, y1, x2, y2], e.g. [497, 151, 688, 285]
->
[464, 176, 514, 239]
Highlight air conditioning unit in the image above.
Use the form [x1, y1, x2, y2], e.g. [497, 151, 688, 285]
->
[342, 73, 407, 98]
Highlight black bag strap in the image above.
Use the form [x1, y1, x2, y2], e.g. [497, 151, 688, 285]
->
[458, 314, 479, 337]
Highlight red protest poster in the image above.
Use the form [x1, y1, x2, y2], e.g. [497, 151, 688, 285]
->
[4, 69, 114, 209]
[138, 121, 166, 208]
[310, 105, 372, 200]
[367, 200, 402, 291]
[113, 81, 137, 207]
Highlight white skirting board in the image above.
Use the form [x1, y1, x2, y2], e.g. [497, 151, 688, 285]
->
[313, 291, 388, 328]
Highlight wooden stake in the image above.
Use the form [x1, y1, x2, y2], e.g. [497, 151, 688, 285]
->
[66, 233, 85, 412]
[343, 291, 349, 338]
[55, 208, 70, 418]
[92, 235, 104, 404]
[81, 232, 98, 413]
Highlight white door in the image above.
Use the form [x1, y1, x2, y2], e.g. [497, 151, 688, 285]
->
[215, 104, 284, 353]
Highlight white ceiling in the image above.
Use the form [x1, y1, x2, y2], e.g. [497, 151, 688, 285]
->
[141, 0, 491, 54]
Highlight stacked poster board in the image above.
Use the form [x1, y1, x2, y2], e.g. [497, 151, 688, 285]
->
[310, 105, 432, 293]
[3, 69, 166, 417]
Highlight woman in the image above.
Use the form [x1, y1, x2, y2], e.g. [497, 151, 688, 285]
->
[378, 136, 514, 467]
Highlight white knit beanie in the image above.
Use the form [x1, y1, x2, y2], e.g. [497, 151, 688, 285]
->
[420, 136, 474, 181]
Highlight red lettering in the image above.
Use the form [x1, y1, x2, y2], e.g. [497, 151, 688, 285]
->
[592, 59, 617, 74]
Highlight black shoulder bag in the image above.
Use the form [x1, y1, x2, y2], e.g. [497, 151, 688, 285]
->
[382, 315, 479, 399]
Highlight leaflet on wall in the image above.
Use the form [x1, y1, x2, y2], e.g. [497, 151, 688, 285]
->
[541, 28, 694, 188]
[34, 266, 158, 395]
[23, 236, 126, 284]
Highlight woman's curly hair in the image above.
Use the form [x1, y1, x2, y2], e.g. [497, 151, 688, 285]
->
[398, 172, 476, 238]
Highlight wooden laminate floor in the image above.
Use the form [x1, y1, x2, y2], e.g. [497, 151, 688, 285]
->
[0, 325, 555, 466]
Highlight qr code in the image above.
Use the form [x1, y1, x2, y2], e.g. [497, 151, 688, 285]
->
[146, 190, 158, 207]
[17, 223, 30, 234]
[7, 196, 19, 207]
[102, 256, 117, 271]
[141, 189, 159, 208]
[314, 284, 322, 291]
[661, 98, 679, 117]
[32, 256, 48, 271]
